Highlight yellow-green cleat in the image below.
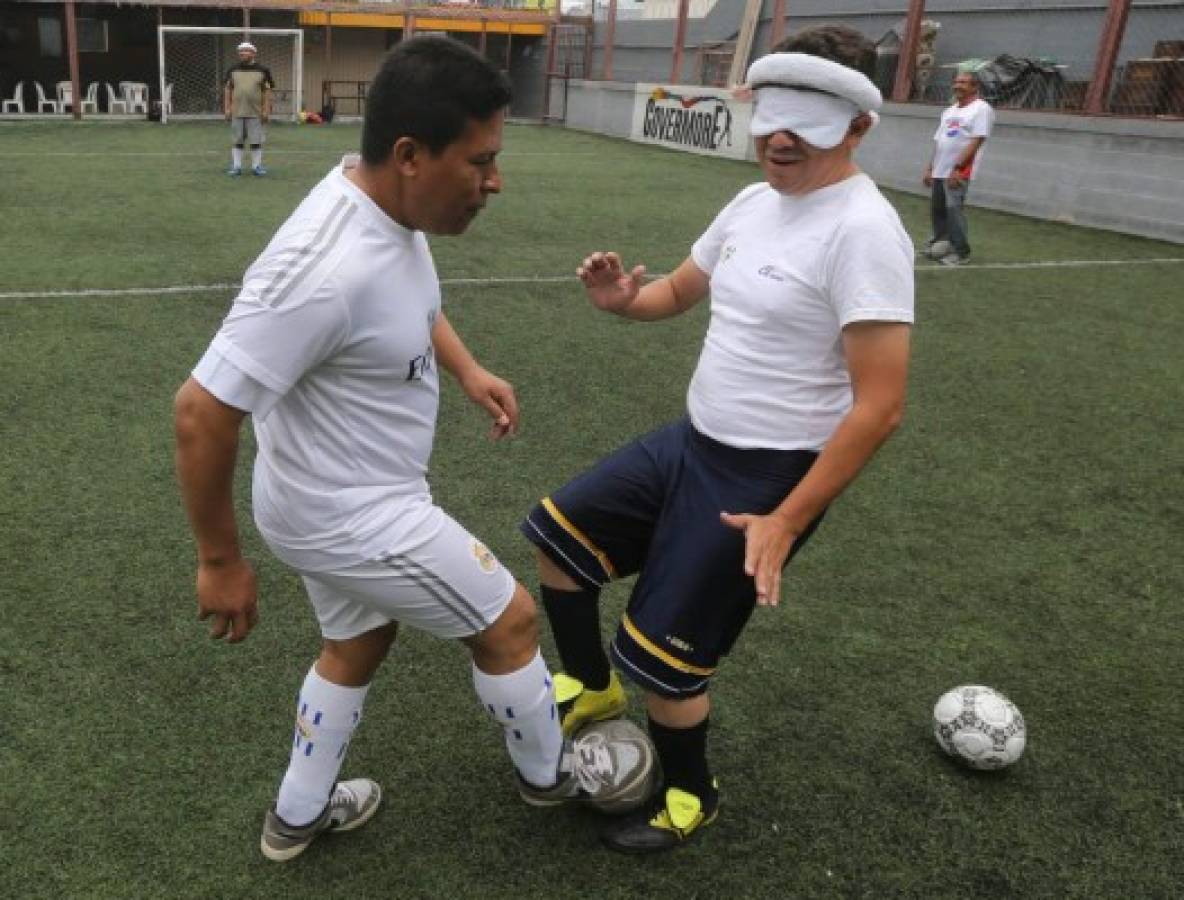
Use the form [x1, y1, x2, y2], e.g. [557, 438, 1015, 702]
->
[600, 782, 718, 854]
[554, 671, 628, 737]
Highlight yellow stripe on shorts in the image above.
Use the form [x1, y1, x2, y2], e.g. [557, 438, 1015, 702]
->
[541, 496, 617, 579]
[622, 613, 716, 677]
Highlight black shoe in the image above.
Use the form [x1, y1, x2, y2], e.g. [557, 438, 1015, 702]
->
[600, 781, 718, 854]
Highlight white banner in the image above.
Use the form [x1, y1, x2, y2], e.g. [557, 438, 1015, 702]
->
[630, 84, 752, 160]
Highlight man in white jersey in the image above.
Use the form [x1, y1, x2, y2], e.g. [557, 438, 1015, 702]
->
[520, 25, 914, 853]
[175, 36, 637, 863]
[922, 69, 993, 266]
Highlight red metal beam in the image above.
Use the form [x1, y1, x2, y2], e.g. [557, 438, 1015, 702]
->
[890, 0, 926, 103]
[602, 0, 617, 81]
[671, 0, 689, 85]
[770, 0, 786, 50]
[64, 0, 82, 120]
[1085, 0, 1133, 114]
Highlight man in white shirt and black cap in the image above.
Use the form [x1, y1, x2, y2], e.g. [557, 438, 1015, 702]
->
[520, 23, 914, 853]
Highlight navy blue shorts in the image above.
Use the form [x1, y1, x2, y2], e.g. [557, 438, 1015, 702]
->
[521, 418, 823, 698]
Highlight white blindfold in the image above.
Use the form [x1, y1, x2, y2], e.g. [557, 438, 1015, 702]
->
[746, 52, 882, 148]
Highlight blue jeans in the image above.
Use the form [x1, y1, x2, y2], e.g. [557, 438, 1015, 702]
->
[930, 178, 971, 257]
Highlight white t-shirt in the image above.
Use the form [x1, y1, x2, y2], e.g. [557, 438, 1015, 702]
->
[688, 174, 914, 452]
[932, 97, 993, 179]
[193, 160, 444, 570]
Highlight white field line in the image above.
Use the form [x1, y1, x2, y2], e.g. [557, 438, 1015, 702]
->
[1, 258, 1182, 301]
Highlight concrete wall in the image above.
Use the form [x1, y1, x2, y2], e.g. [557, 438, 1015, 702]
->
[562, 79, 1184, 243]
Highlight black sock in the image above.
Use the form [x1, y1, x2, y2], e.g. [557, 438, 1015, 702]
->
[648, 715, 716, 805]
[540, 584, 610, 691]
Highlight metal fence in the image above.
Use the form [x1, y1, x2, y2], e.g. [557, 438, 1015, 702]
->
[575, 0, 1184, 118]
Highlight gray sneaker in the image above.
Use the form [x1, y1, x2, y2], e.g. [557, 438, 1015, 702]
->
[924, 240, 951, 260]
[260, 778, 382, 862]
[518, 723, 649, 807]
[940, 252, 971, 267]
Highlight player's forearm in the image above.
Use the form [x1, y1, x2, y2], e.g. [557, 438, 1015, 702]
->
[769, 397, 904, 538]
[431, 312, 481, 381]
[955, 137, 985, 170]
[618, 258, 707, 322]
[616, 277, 683, 321]
[174, 383, 245, 565]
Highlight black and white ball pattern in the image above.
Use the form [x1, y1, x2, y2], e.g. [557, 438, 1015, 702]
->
[933, 685, 1026, 769]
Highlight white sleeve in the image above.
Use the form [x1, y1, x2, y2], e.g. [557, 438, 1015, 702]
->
[208, 271, 349, 400]
[827, 216, 915, 327]
[192, 343, 282, 418]
[970, 101, 993, 137]
[691, 183, 764, 274]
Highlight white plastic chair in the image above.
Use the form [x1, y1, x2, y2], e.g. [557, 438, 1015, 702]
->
[105, 83, 128, 114]
[1, 81, 24, 114]
[56, 80, 72, 109]
[35, 81, 59, 113]
[80, 82, 99, 114]
[125, 82, 149, 114]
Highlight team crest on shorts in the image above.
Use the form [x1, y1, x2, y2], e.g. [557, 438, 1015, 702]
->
[470, 539, 499, 574]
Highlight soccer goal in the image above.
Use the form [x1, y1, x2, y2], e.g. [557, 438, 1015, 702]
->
[157, 26, 304, 124]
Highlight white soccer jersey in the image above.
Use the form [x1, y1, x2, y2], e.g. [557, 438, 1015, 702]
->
[688, 174, 914, 451]
[193, 159, 444, 570]
[932, 97, 993, 179]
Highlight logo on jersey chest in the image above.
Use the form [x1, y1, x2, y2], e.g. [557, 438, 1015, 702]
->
[406, 310, 438, 382]
[406, 346, 434, 381]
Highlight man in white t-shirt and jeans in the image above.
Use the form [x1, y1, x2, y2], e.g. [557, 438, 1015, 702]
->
[174, 36, 642, 863]
[923, 69, 993, 266]
[520, 25, 914, 853]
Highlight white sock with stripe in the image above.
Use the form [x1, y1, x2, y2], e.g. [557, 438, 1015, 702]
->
[231, 147, 243, 169]
[275, 665, 369, 827]
[472, 650, 563, 788]
[251, 148, 263, 168]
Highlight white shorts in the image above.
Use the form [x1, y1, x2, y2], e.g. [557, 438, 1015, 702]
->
[298, 508, 516, 641]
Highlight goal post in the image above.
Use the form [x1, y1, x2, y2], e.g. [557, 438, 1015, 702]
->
[157, 26, 304, 124]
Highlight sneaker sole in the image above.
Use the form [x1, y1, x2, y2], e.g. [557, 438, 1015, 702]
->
[259, 784, 383, 862]
[601, 808, 719, 855]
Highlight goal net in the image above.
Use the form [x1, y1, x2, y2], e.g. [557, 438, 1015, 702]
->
[157, 26, 303, 124]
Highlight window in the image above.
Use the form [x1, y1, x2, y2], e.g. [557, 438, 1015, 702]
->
[38, 17, 62, 57]
[78, 18, 109, 53]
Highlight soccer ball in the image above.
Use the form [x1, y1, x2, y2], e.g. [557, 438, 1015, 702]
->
[572, 719, 658, 814]
[933, 685, 1026, 770]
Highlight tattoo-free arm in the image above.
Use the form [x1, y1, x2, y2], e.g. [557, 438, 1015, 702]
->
[174, 377, 258, 641]
[578, 254, 709, 321]
[432, 312, 519, 439]
[722, 322, 912, 605]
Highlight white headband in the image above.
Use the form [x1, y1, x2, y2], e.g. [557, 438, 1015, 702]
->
[237, 42, 257, 53]
[746, 53, 882, 148]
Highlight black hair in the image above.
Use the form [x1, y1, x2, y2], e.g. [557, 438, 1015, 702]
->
[772, 24, 877, 80]
[361, 35, 512, 163]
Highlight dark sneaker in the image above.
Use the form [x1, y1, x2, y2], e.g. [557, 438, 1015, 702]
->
[940, 252, 970, 267]
[554, 671, 628, 737]
[226, 167, 242, 177]
[260, 778, 382, 862]
[601, 782, 719, 854]
[252, 165, 268, 176]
